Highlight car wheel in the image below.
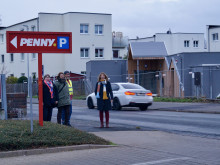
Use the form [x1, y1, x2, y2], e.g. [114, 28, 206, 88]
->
[139, 105, 148, 111]
[87, 97, 94, 109]
[113, 98, 121, 110]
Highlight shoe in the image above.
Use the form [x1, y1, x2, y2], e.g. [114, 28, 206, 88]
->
[100, 123, 104, 128]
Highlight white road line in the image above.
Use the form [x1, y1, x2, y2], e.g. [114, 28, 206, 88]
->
[132, 157, 191, 165]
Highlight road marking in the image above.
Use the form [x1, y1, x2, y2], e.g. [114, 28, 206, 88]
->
[132, 157, 191, 165]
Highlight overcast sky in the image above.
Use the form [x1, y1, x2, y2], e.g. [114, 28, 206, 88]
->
[0, 0, 219, 38]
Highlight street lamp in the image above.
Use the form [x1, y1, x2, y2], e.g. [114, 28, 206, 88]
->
[23, 25, 30, 97]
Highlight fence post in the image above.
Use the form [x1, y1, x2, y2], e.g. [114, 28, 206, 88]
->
[1, 74, 7, 120]
[209, 67, 212, 99]
[159, 72, 162, 97]
[137, 60, 140, 85]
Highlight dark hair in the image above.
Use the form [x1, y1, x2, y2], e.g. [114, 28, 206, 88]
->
[98, 72, 108, 82]
[44, 74, 50, 80]
[57, 72, 64, 79]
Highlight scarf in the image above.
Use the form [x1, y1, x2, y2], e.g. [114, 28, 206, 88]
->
[96, 79, 108, 100]
[44, 80, 53, 98]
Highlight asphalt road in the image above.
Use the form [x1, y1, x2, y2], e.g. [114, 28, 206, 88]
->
[26, 101, 220, 139]
[3, 101, 220, 165]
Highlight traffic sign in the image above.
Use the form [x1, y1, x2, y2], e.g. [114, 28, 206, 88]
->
[6, 31, 72, 127]
[7, 31, 72, 53]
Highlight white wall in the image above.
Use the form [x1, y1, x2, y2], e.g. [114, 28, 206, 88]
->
[155, 33, 206, 55]
[0, 12, 112, 78]
[207, 26, 220, 52]
[39, 12, 112, 76]
[0, 19, 38, 78]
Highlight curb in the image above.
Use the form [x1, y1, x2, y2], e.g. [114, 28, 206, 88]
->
[0, 144, 116, 158]
[150, 108, 220, 114]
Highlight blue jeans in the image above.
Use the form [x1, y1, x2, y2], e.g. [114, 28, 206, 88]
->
[61, 101, 72, 125]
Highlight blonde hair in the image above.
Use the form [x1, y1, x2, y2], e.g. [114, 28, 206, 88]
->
[98, 72, 108, 82]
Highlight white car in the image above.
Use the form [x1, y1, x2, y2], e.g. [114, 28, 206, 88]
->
[86, 82, 153, 111]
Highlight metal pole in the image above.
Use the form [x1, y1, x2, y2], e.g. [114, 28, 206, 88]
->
[38, 53, 43, 126]
[29, 77, 33, 133]
[137, 60, 139, 85]
[1, 75, 7, 120]
[159, 72, 162, 96]
[209, 67, 212, 99]
[23, 25, 30, 97]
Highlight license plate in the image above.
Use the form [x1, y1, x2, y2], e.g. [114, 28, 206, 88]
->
[136, 93, 145, 96]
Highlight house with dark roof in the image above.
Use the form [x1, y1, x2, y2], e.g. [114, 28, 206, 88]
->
[128, 42, 167, 94]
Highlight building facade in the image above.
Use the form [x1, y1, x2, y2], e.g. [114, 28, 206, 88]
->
[0, 12, 112, 78]
[129, 31, 207, 55]
[206, 25, 220, 52]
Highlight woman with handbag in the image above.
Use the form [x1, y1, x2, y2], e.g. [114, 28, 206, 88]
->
[43, 74, 58, 122]
[95, 72, 113, 128]
[54, 72, 71, 126]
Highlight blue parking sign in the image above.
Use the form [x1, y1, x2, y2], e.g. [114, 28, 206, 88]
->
[57, 37, 69, 49]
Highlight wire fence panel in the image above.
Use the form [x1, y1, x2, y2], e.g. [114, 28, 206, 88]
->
[5, 68, 220, 100]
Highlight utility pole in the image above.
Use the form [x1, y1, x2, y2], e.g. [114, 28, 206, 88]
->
[23, 25, 30, 97]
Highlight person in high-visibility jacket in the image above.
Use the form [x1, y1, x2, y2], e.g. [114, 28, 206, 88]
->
[61, 71, 73, 126]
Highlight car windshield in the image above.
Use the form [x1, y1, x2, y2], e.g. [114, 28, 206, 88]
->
[121, 84, 145, 90]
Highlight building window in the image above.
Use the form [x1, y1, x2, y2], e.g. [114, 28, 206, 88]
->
[81, 71, 86, 75]
[212, 33, 218, 41]
[0, 34, 4, 43]
[21, 53, 25, 61]
[95, 48, 104, 58]
[113, 50, 119, 58]
[31, 26, 35, 31]
[193, 41, 199, 47]
[184, 40, 190, 47]
[95, 25, 103, 35]
[10, 54, 14, 62]
[1, 54, 4, 63]
[80, 24, 89, 34]
[32, 53, 36, 59]
[80, 48, 89, 58]
[21, 73, 25, 77]
[10, 74, 14, 77]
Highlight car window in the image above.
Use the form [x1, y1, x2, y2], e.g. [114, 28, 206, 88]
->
[121, 84, 145, 89]
[111, 84, 120, 91]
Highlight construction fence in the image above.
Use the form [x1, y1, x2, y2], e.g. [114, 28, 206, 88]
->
[4, 68, 220, 100]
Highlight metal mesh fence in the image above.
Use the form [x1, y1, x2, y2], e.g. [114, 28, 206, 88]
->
[4, 68, 220, 100]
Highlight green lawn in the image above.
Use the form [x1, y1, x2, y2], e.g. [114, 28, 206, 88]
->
[153, 97, 219, 103]
[0, 120, 111, 151]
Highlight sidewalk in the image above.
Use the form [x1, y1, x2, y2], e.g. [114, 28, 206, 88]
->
[27, 98, 220, 114]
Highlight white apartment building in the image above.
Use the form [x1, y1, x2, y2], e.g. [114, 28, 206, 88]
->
[0, 12, 112, 78]
[206, 25, 220, 52]
[129, 30, 207, 55]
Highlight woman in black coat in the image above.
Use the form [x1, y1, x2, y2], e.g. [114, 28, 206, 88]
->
[43, 74, 58, 121]
[95, 72, 113, 128]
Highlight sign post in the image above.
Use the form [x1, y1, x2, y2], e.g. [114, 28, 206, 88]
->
[7, 31, 72, 127]
[38, 53, 43, 126]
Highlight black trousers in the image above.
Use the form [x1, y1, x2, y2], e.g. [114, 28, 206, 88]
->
[43, 105, 53, 122]
[57, 105, 70, 125]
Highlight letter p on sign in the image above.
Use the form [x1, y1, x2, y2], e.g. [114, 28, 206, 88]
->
[57, 36, 69, 49]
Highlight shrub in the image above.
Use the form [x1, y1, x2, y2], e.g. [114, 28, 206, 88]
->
[6, 76, 18, 84]
[17, 76, 28, 83]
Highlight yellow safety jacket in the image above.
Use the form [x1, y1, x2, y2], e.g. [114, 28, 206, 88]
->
[66, 80, 73, 96]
